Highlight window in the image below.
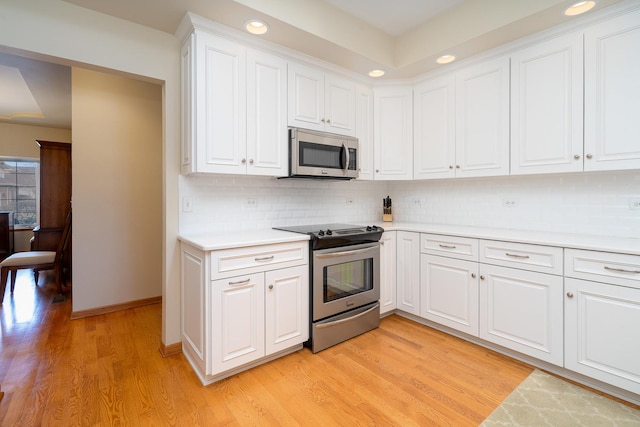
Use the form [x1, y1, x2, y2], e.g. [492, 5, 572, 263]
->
[0, 158, 39, 227]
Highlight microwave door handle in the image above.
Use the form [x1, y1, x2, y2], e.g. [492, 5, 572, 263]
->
[341, 143, 349, 173]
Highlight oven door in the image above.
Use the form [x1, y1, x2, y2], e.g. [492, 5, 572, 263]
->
[312, 242, 380, 321]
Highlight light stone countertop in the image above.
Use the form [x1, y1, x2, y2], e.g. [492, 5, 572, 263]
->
[373, 222, 640, 256]
[179, 222, 639, 255]
[178, 228, 310, 251]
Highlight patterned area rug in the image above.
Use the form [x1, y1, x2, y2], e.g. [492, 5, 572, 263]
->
[481, 370, 640, 426]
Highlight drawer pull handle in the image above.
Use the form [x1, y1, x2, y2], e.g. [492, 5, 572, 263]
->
[505, 252, 530, 259]
[604, 266, 640, 274]
[255, 255, 275, 262]
[439, 244, 457, 249]
[228, 278, 250, 286]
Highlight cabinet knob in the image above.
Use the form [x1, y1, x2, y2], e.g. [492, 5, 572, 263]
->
[586, 154, 593, 159]
[449, 165, 453, 169]
[480, 275, 485, 280]
[456, 165, 460, 169]
[326, 119, 331, 124]
[574, 154, 580, 160]
[566, 292, 574, 298]
[268, 284, 274, 290]
[249, 159, 254, 165]
[380, 241, 385, 245]
[241, 158, 246, 164]
[321, 118, 326, 123]
[471, 273, 476, 278]
[376, 169, 379, 173]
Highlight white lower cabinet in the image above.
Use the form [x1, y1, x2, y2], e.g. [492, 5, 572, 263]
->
[564, 278, 640, 395]
[181, 240, 309, 385]
[420, 254, 479, 335]
[379, 231, 397, 315]
[479, 264, 564, 366]
[396, 231, 420, 315]
[212, 265, 309, 374]
[265, 265, 309, 355]
[564, 248, 640, 395]
[211, 273, 265, 373]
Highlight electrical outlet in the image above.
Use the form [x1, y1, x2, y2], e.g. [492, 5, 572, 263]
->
[503, 198, 518, 207]
[630, 198, 640, 210]
[244, 198, 257, 208]
[182, 197, 193, 213]
[411, 198, 421, 206]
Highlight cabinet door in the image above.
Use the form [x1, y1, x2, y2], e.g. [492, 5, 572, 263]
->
[195, 31, 246, 174]
[355, 84, 374, 180]
[246, 49, 288, 177]
[455, 56, 510, 178]
[584, 9, 640, 171]
[397, 231, 420, 315]
[325, 74, 356, 136]
[421, 254, 478, 335]
[380, 231, 397, 315]
[511, 33, 584, 175]
[565, 278, 640, 394]
[265, 265, 309, 355]
[210, 273, 265, 374]
[413, 75, 456, 179]
[288, 62, 325, 131]
[374, 86, 413, 180]
[479, 264, 563, 366]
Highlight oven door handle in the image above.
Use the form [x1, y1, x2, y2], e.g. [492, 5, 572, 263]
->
[315, 246, 376, 259]
[315, 303, 379, 329]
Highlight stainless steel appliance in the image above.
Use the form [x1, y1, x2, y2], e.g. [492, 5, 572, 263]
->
[273, 223, 383, 352]
[287, 128, 358, 180]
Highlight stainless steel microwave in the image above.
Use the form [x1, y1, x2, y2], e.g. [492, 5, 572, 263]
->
[288, 128, 358, 180]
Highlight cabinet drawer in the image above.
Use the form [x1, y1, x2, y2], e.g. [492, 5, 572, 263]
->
[421, 233, 478, 261]
[565, 249, 640, 289]
[480, 240, 563, 275]
[211, 241, 308, 280]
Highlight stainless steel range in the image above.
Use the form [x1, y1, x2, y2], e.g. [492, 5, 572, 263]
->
[273, 223, 384, 352]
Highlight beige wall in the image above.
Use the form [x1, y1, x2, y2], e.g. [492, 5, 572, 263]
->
[0, 122, 71, 158]
[72, 67, 162, 309]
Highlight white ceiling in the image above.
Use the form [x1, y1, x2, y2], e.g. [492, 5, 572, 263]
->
[0, 0, 624, 129]
[0, 52, 71, 129]
[323, 0, 467, 36]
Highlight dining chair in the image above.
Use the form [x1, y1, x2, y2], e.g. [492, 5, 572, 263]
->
[0, 211, 72, 303]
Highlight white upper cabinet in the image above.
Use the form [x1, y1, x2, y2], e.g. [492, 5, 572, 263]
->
[413, 75, 456, 179]
[374, 86, 413, 180]
[355, 84, 374, 180]
[187, 31, 246, 175]
[288, 62, 356, 136]
[413, 56, 509, 180]
[455, 56, 510, 178]
[246, 49, 289, 176]
[584, 9, 640, 171]
[181, 30, 287, 176]
[511, 33, 584, 175]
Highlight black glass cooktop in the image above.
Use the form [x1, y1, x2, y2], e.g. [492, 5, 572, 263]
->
[273, 223, 365, 235]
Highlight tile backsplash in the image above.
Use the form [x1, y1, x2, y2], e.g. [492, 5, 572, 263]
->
[180, 170, 639, 239]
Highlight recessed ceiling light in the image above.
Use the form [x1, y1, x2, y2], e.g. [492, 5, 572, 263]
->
[563, 1, 597, 16]
[368, 69, 385, 78]
[245, 19, 269, 35]
[436, 55, 456, 64]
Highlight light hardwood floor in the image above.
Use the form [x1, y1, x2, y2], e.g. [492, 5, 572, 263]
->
[1, 270, 537, 426]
